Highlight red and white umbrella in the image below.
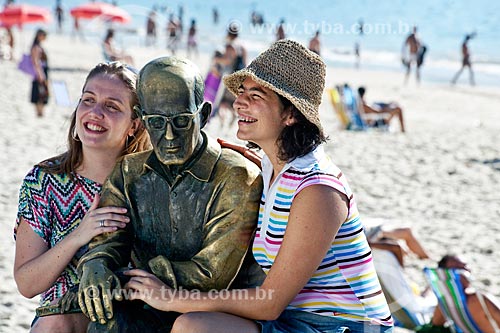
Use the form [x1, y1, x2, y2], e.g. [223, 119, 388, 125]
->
[70, 2, 131, 24]
[0, 4, 51, 27]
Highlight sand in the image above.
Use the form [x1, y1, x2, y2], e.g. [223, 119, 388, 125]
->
[1, 30, 499, 332]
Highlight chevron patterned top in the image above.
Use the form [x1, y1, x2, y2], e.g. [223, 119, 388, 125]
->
[15, 165, 101, 306]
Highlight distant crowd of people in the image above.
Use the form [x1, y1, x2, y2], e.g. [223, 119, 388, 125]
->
[205, 23, 247, 128]
[1, 1, 478, 88]
[0, 1, 480, 132]
[401, 25, 476, 86]
[141, 6, 200, 59]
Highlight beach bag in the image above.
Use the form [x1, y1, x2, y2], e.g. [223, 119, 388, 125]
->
[203, 71, 221, 104]
[18, 54, 36, 78]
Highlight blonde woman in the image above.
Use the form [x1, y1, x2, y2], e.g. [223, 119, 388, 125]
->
[14, 62, 150, 332]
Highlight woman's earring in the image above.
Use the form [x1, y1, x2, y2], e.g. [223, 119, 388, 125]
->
[72, 127, 80, 141]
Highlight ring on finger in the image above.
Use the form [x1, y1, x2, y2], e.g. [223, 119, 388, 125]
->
[99, 220, 105, 227]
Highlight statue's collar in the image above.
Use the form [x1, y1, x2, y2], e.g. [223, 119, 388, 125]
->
[145, 131, 221, 183]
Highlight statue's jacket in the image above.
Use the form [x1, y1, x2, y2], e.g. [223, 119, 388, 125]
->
[78, 132, 264, 290]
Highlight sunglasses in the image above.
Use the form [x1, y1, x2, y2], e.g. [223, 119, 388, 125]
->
[135, 106, 201, 131]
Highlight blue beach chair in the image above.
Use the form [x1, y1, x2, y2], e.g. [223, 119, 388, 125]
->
[327, 87, 351, 129]
[330, 85, 390, 131]
[342, 85, 366, 130]
[423, 268, 485, 333]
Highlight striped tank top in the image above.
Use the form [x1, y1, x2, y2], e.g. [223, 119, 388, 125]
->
[252, 146, 393, 326]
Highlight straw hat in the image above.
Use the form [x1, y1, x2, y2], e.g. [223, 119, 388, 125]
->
[223, 39, 326, 135]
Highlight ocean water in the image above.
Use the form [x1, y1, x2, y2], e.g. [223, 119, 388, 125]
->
[10, 0, 500, 85]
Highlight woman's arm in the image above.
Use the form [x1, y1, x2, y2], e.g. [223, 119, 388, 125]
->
[14, 194, 130, 298]
[126, 185, 348, 320]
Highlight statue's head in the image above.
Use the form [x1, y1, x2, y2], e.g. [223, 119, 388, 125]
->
[136, 57, 211, 166]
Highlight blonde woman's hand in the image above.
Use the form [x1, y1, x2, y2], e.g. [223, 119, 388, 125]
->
[69, 193, 129, 247]
[124, 269, 172, 311]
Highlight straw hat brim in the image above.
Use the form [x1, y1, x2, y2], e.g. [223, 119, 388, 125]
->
[223, 69, 324, 136]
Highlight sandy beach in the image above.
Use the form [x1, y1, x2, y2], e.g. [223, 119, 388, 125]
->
[1, 30, 499, 332]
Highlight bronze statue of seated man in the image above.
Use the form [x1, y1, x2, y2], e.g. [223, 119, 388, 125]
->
[38, 56, 264, 332]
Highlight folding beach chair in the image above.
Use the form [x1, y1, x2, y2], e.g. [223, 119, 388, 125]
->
[372, 249, 436, 329]
[331, 85, 390, 131]
[341, 84, 367, 130]
[423, 268, 483, 333]
[327, 87, 351, 129]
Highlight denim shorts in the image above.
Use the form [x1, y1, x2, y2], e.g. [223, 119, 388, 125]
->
[256, 310, 394, 333]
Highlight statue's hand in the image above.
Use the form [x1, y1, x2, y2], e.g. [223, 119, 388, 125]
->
[148, 255, 177, 289]
[78, 260, 122, 324]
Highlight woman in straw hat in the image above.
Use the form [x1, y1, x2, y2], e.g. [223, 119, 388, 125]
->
[14, 62, 150, 332]
[124, 40, 394, 333]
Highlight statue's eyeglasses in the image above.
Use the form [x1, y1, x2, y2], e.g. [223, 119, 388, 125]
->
[135, 107, 201, 131]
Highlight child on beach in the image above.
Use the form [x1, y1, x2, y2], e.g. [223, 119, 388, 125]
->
[124, 39, 394, 333]
[13, 62, 150, 332]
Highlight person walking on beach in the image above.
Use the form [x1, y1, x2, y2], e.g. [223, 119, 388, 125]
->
[145, 10, 157, 47]
[54, 0, 64, 34]
[13, 62, 150, 332]
[357, 18, 364, 36]
[123, 39, 394, 333]
[186, 19, 198, 58]
[354, 41, 361, 68]
[451, 33, 475, 86]
[30, 29, 49, 117]
[402, 26, 422, 84]
[354, 18, 364, 69]
[276, 18, 286, 40]
[167, 14, 180, 55]
[308, 30, 321, 55]
[212, 7, 219, 25]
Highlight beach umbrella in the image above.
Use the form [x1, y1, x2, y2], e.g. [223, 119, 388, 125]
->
[0, 4, 51, 27]
[70, 2, 131, 24]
